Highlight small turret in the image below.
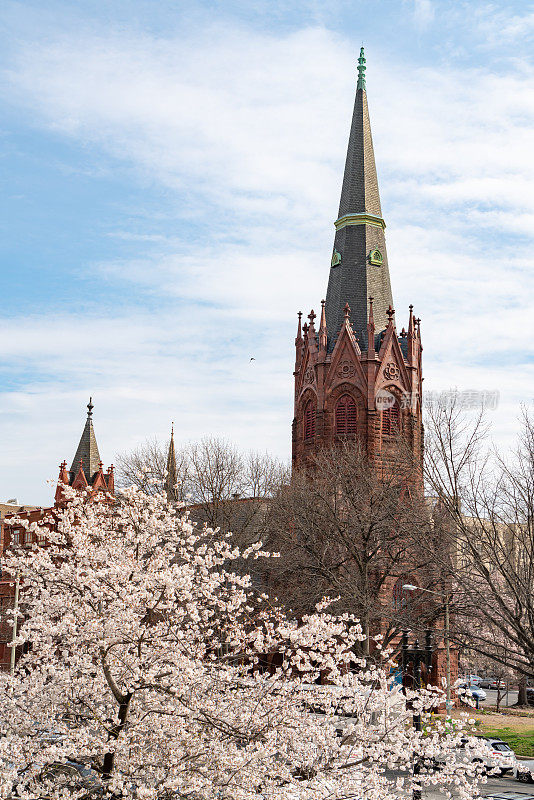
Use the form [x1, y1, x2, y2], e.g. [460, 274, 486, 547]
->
[56, 399, 114, 499]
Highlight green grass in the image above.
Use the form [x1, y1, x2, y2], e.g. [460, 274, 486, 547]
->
[480, 726, 534, 758]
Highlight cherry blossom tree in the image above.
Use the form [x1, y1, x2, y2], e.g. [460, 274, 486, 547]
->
[0, 488, 483, 799]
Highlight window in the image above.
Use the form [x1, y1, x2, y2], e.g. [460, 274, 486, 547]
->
[24, 530, 32, 546]
[303, 401, 316, 439]
[335, 395, 358, 436]
[382, 399, 400, 436]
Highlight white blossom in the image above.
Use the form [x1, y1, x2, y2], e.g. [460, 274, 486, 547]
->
[0, 489, 484, 799]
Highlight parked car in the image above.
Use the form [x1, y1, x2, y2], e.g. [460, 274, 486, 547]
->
[514, 759, 534, 783]
[433, 736, 517, 776]
[458, 683, 486, 704]
[526, 686, 534, 706]
[479, 678, 506, 689]
[12, 760, 101, 798]
[462, 674, 483, 686]
[476, 738, 517, 775]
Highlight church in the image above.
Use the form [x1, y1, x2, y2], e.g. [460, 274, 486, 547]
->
[292, 48, 423, 481]
[1, 48, 452, 683]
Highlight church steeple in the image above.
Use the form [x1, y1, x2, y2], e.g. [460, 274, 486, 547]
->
[325, 47, 393, 348]
[70, 398, 101, 483]
[165, 423, 179, 504]
[291, 50, 423, 482]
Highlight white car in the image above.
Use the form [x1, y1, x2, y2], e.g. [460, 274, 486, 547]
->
[435, 736, 517, 776]
[471, 737, 517, 775]
[514, 759, 534, 783]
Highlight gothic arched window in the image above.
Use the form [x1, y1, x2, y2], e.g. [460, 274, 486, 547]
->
[335, 394, 358, 436]
[381, 398, 400, 436]
[303, 400, 316, 440]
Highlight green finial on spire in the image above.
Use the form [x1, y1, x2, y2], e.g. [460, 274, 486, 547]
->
[357, 46, 366, 90]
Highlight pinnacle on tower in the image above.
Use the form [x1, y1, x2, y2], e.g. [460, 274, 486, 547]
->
[70, 397, 102, 483]
[295, 311, 303, 343]
[367, 295, 375, 354]
[318, 300, 327, 351]
[324, 48, 393, 348]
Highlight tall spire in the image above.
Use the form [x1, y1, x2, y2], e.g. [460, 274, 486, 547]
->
[70, 398, 101, 482]
[165, 423, 179, 504]
[324, 48, 393, 349]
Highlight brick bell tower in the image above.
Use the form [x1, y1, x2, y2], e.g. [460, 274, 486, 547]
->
[292, 48, 423, 479]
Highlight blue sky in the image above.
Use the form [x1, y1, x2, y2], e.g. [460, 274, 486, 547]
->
[1, 0, 533, 504]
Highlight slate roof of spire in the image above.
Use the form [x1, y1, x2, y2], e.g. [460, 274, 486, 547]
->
[70, 398, 102, 483]
[324, 47, 394, 349]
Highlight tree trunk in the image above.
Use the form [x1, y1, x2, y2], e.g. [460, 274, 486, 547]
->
[102, 693, 132, 781]
[516, 674, 528, 707]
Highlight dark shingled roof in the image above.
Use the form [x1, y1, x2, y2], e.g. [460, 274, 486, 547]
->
[70, 398, 101, 483]
[324, 49, 394, 349]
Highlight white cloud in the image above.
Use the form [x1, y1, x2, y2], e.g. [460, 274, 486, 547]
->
[410, 0, 435, 30]
[1, 14, 533, 503]
[468, 5, 534, 46]
[0, 309, 294, 504]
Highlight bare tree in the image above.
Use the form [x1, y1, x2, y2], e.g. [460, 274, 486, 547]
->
[115, 436, 288, 549]
[114, 437, 188, 499]
[425, 398, 534, 695]
[259, 440, 441, 654]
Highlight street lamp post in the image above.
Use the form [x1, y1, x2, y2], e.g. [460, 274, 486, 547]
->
[9, 574, 20, 677]
[403, 583, 451, 712]
[401, 629, 434, 800]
